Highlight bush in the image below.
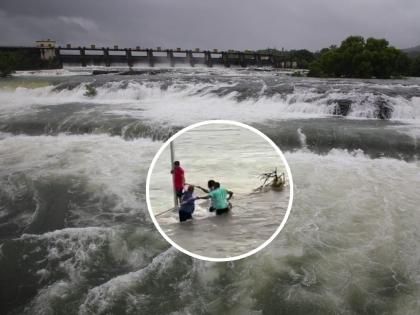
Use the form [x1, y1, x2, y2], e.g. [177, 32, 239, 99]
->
[84, 84, 97, 97]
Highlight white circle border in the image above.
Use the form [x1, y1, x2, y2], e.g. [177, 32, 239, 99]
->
[146, 120, 294, 262]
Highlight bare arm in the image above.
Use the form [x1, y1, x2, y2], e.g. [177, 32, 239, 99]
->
[197, 195, 211, 200]
[181, 197, 197, 205]
[196, 186, 210, 193]
[227, 190, 233, 200]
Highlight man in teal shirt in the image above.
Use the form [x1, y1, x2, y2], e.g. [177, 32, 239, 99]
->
[198, 182, 233, 215]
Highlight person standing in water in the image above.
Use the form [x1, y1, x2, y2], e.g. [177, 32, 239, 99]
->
[198, 182, 233, 215]
[171, 161, 185, 205]
[197, 180, 216, 212]
[179, 185, 197, 222]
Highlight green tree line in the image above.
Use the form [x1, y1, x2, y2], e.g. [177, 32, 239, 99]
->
[260, 36, 420, 78]
[308, 36, 420, 78]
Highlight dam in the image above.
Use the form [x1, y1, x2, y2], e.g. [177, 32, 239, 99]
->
[56, 46, 297, 68]
[0, 40, 298, 69]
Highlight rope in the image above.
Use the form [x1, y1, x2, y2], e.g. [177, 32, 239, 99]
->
[155, 207, 177, 217]
[154, 182, 274, 218]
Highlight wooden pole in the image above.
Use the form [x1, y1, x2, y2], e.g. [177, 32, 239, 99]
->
[170, 141, 178, 208]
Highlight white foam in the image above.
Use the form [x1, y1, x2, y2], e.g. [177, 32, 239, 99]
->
[14, 68, 92, 77]
[2, 79, 420, 124]
[0, 133, 161, 216]
[79, 248, 178, 315]
[20, 227, 139, 315]
[13, 146, 420, 314]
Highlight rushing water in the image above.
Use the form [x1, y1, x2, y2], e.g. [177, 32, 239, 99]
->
[0, 67, 420, 314]
[148, 123, 289, 259]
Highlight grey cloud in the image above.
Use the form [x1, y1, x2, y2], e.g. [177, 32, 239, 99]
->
[0, 0, 419, 50]
[57, 16, 98, 32]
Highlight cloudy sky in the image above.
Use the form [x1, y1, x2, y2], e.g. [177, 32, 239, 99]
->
[0, 0, 419, 51]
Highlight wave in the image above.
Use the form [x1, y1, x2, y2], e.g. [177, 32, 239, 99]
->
[2, 70, 420, 315]
[0, 226, 169, 314]
[0, 133, 161, 239]
[2, 144, 420, 314]
[79, 248, 184, 315]
[1, 78, 420, 126]
[14, 68, 93, 77]
[256, 119, 420, 161]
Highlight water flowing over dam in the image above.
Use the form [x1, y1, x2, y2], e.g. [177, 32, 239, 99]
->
[0, 45, 299, 69]
[1, 67, 420, 314]
[58, 46, 296, 68]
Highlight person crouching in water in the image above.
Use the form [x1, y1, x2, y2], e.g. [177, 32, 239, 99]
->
[179, 185, 197, 222]
[197, 182, 233, 215]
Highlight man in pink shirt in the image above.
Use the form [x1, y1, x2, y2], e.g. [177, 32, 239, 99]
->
[171, 161, 185, 205]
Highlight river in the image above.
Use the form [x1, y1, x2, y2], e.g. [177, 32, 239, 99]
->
[0, 67, 419, 314]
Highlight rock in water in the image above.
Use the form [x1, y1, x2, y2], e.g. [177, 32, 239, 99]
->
[331, 99, 352, 116]
[375, 98, 393, 120]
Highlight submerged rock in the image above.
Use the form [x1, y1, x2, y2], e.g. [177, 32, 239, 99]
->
[119, 69, 172, 75]
[92, 70, 119, 75]
[375, 98, 393, 120]
[330, 99, 352, 116]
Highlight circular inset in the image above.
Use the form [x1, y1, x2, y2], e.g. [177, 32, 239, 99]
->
[146, 120, 293, 261]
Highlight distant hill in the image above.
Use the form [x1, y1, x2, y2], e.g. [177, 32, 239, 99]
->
[403, 45, 420, 57]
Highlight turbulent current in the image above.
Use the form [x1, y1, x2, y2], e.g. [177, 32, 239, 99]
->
[0, 67, 420, 314]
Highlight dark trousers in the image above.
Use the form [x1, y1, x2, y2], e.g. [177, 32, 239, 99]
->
[179, 210, 192, 222]
[209, 206, 229, 215]
[216, 208, 229, 215]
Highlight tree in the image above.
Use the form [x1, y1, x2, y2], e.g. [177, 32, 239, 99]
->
[288, 49, 315, 68]
[257, 48, 315, 69]
[365, 38, 389, 51]
[393, 49, 411, 76]
[308, 35, 411, 79]
[410, 55, 420, 77]
[0, 52, 18, 77]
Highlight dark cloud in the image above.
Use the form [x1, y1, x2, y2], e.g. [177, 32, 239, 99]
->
[0, 0, 419, 50]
